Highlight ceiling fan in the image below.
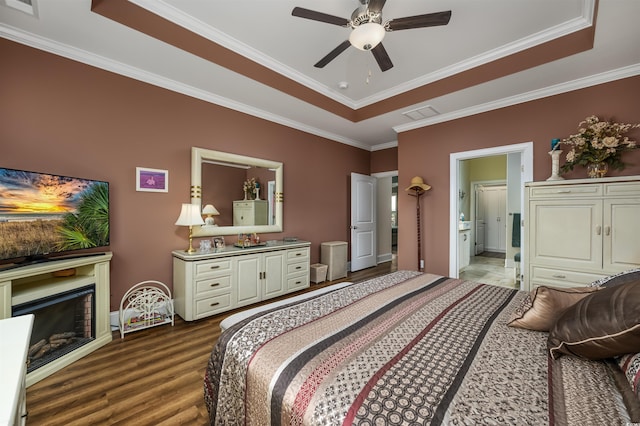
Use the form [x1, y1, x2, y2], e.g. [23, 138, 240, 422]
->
[292, 0, 451, 72]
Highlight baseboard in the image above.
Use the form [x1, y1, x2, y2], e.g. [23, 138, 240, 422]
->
[110, 311, 120, 331]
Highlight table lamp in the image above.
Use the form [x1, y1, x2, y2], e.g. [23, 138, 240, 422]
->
[175, 203, 204, 253]
[202, 204, 220, 226]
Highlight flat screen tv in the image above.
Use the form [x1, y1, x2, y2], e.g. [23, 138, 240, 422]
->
[0, 167, 110, 270]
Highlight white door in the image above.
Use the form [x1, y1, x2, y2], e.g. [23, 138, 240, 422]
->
[351, 173, 377, 272]
[475, 187, 485, 254]
[483, 186, 507, 253]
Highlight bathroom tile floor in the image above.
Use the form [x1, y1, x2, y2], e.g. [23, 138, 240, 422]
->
[460, 255, 519, 290]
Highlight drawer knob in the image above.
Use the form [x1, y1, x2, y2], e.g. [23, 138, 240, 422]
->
[210, 302, 220, 307]
[296, 253, 301, 256]
[296, 266, 301, 270]
[552, 274, 566, 279]
[210, 283, 220, 287]
[296, 281, 301, 285]
[210, 265, 220, 269]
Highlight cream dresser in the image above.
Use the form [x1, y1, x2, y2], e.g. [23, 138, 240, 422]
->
[524, 176, 640, 290]
[172, 241, 310, 321]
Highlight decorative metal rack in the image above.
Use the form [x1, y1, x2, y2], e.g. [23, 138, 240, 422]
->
[119, 280, 174, 339]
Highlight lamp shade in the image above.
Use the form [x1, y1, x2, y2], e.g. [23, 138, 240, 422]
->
[202, 204, 220, 216]
[175, 203, 205, 226]
[349, 22, 386, 51]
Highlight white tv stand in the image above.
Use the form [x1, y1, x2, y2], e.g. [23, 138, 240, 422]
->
[0, 252, 112, 386]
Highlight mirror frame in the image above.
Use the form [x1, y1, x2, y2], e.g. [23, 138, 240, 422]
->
[191, 147, 283, 237]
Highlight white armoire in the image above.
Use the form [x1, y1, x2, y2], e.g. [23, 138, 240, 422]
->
[524, 176, 640, 291]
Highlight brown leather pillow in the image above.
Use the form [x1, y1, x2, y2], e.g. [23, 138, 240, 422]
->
[507, 286, 600, 331]
[548, 279, 640, 360]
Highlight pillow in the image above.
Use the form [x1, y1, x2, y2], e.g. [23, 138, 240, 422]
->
[507, 285, 600, 331]
[548, 279, 640, 360]
[590, 268, 640, 288]
[617, 353, 640, 400]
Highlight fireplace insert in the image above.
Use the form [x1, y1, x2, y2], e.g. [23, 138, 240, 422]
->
[12, 285, 95, 373]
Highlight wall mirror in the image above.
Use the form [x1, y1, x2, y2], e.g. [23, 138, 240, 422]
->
[191, 147, 283, 237]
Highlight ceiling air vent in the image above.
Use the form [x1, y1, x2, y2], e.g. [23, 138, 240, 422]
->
[4, 0, 37, 16]
[402, 105, 439, 121]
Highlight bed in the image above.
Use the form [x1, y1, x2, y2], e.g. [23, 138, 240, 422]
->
[205, 270, 640, 425]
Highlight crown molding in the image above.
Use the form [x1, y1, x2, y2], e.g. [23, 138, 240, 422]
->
[129, 0, 358, 109]
[357, 4, 595, 109]
[0, 23, 370, 151]
[394, 63, 640, 134]
[371, 140, 398, 151]
[131, 0, 596, 111]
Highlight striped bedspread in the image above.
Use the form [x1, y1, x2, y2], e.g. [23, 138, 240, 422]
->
[205, 271, 636, 425]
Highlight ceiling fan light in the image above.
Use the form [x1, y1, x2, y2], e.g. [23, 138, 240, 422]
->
[349, 22, 385, 51]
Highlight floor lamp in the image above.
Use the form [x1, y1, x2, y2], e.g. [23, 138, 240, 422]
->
[406, 176, 432, 272]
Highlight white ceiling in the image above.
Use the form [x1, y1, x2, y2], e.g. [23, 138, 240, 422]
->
[1, 0, 639, 151]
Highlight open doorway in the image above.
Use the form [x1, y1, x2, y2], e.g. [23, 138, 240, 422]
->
[372, 171, 398, 267]
[449, 142, 533, 290]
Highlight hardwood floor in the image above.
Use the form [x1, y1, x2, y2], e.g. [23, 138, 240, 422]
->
[25, 259, 396, 425]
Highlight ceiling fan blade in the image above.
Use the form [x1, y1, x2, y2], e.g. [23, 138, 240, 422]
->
[367, 0, 387, 13]
[292, 7, 349, 26]
[371, 43, 393, 72]
[387, 11, 452, 31]
[314, 40, 351, 68]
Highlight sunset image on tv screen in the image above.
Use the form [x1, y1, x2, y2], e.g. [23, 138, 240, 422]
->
[0, 168, 109, 261]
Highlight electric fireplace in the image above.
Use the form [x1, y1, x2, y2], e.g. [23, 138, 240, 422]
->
[13, 285, 96, 373]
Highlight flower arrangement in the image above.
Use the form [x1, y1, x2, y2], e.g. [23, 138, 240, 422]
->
[560, 115, 640, 173]
[243, 178, 256, 199]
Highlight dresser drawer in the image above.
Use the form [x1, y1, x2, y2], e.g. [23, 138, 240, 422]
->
[194, 259, 232, 278]
[287, 248, 309, 261]
[529, 266, 605, 288]
[195, 293, 232, 318]
[287, 274, 309, 291]
[528, 184, 602, 199]
[604, 181, 640, 197]
[195, 275, 231, 297]
[287, 261, 308, 275]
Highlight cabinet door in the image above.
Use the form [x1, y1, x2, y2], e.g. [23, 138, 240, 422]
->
[263, 251, 286, 299]
[529, 199, 602, 271]
[603, 198, 640, 271]
[233, 202, 252, 226]
[234, 254, 261, 307]
[482, 186, 507, 252]
[458, 231, 470, 270]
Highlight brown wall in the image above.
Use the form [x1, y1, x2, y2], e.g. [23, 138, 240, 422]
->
[371, 147, 398, 173]
[397, 75, 640, 275]
[1, 39, 370, 310]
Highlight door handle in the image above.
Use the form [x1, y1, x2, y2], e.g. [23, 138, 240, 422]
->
[605, 226, 611, 236]
[596, 225, 601, 235]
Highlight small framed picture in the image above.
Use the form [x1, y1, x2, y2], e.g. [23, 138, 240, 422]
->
[213, 237, 225, 249]
[136, 167, 168, 192]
